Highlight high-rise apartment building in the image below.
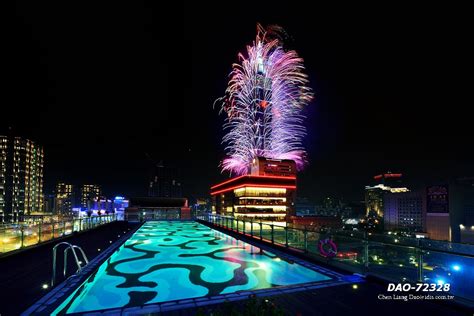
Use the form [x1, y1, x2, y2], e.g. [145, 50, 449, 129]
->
[0, 135, 44, 222]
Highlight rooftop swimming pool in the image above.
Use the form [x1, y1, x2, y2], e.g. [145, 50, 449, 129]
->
[52, 221, 334, 314]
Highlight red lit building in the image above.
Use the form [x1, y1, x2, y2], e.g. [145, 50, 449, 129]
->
[211, 158, 297, 221]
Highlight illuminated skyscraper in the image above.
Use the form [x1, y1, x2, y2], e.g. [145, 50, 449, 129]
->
[81, 184, 101, 209]
[0, 135, 44, 222]
[55, 182, 74, 215]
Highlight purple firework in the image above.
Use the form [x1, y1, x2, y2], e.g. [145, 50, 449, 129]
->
[217, 24, 313, 176]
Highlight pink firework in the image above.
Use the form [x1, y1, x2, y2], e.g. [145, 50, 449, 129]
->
[217, 24, 313, 175]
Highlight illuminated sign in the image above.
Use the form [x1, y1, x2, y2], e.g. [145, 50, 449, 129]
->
[427, 185, 449, 213]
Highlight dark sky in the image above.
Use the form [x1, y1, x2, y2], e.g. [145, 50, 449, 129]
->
[4, 3, 473, 202]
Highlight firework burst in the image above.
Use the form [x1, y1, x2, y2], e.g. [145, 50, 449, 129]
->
[216, 24, 313, 175]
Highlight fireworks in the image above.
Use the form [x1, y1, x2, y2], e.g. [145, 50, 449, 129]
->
[216, 24, 313, 175]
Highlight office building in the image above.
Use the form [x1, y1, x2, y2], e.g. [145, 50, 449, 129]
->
[55, 182, 74, 215]
[383, 190, 425, 232]
[0, 135, 44, 222]
[148, 163, 182, 198]
[81, 184, 101, 209]
[113, 196, 129, 220]
[211, 157, 297, 221]
[365, 172, 409, 218]
[426, 185, 451, 241]
[423, 179, 474, 243]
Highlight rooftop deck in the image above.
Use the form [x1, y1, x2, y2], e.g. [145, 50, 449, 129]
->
[0, 219, 471, 315]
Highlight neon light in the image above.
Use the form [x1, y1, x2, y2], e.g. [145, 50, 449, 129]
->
[385, 173, 402, 178]
[374, 173, 403, 180]
[210, 174, 296, 190]
[234, 205, 287, 209]
[238, 196, 286, 200]
[211, 184, 296, 195]
[234, 187, 286, 193]
[234, 213, 286, 217]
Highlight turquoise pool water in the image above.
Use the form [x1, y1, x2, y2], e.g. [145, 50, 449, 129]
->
[54, 221, 332, 314]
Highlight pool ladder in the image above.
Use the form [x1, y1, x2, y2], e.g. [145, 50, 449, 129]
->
[51, 242, 89, 287]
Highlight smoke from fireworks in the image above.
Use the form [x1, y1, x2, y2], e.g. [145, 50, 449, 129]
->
[216, 24, 313, 175]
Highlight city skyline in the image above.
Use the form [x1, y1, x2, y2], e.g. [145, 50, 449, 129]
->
[4, 4, 473, 201]
[1, 5, 473, 315]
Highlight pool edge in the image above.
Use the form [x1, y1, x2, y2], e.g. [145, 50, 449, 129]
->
[20, 222, 145, 316]
[22, 220, 364, 315]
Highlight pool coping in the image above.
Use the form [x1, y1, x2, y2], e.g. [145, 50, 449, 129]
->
[22, 220, 364, 315]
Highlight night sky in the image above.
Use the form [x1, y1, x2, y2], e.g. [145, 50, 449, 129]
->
[4, 3, 472, 202]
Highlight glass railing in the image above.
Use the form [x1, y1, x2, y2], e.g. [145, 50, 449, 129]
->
[0, 215, 117, 255]
[197, 214, 474, 304]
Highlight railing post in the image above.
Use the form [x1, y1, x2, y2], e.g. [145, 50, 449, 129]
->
[243, 219, 246, 234]
[38, 221, 42, 243]
[285, 226, 288, 247]
[271, 224, 274, 244]
[304, 229, 308, 252]
[236, 219, 239, 233]
[20, 225, 25, 248]
[417, 239, 424, 282]
[52, 247, 57, 287]
[250, 219, 253, 237]
[52, 222, 55, 239]
[259, 222, 262, 240]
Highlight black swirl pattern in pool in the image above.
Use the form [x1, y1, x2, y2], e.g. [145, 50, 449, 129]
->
[54, 221, 331, 314]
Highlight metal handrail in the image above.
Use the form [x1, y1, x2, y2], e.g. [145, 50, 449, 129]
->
[63, 245, 89, 277]
[51, 242, 88, 287]
[202, 214, 474, 258]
